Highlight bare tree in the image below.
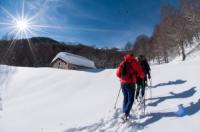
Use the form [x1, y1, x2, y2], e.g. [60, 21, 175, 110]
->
[133, 34, 150, 58]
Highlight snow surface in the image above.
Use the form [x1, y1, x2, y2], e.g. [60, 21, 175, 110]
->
[0, 52, 200, 132]
[52, 52, 96, 68]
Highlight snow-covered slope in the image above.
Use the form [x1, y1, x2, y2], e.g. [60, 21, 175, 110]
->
[172, 38, 200, 63]
[0, 52, 200, 132]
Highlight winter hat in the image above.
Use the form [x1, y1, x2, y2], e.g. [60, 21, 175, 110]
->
[124, 53, 134, 61]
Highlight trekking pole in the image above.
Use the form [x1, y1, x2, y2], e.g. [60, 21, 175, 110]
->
[0, 97, 2, 111]
[143, 80, 146, 116]
[150, 77, 152, 87]
[144, 89, 146, 116]
[148, 78, 153, 105]
[114, 87, 121, 109]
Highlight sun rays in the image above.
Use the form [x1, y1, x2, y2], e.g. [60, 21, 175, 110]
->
[0, 0, 59, 62]
[16, 19, 29, 32]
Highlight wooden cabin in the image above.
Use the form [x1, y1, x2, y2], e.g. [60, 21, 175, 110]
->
[50, 52, 95, 70]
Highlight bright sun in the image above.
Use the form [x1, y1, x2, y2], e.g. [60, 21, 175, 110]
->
[0, 0, 58, 40]
[15, 19, 29, 31]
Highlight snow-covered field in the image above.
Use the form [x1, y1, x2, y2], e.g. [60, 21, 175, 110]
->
[0, 53, 200, 132]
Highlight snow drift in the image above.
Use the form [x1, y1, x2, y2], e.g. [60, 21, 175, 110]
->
[0, 53, 200, 132]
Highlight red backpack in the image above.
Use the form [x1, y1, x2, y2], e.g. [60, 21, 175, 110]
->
[120, 61, 134, 80]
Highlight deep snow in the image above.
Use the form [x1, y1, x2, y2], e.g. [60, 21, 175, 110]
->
[0, 54, 200, 132]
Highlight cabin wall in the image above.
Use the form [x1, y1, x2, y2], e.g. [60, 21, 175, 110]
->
[52, 60, 67, 69]
[52, 59, 80, 70]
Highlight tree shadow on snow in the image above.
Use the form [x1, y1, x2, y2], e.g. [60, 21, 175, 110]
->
[137, 98, 200, 129]
[148, 87, 196, 106]
[152, 79, 187, 88]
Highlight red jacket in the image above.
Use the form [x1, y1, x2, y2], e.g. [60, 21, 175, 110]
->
[116, 54, 144, 83]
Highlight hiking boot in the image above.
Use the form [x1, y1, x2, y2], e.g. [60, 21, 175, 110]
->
[121, 113, 129, 122]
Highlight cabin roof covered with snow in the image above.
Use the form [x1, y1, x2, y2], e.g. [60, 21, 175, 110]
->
[52, 52, 95, 68]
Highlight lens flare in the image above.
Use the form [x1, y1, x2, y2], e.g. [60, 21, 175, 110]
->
[0, 0, 59, 62]
[16, 19, 29, 31]
[0, 0, 59, 39]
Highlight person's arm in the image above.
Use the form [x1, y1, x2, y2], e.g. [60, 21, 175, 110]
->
[147, 72, 151, 79]
[144, 60, 151, 79]
[145, 60, 151, 71]
[116, 61, 123, 78]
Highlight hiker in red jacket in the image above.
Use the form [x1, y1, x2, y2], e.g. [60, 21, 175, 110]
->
[116, 53, 144, 121]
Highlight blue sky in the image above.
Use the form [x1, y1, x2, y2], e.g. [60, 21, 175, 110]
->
[0, 0, 178, 48]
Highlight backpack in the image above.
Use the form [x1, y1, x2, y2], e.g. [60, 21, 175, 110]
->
[140, 60, 150, 74]
[120, 61, 134, 79]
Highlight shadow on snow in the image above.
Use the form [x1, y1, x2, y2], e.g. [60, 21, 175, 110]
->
[137, 98, 200, 128]
[65, 86, 199, 131]
[148, 87, 197, 106]
[77, 68, 105, 73]
[152, 79, 187, 88]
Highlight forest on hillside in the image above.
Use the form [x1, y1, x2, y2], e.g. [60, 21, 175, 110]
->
[0, 37, 125, 68]
[125, 0, 200, 64]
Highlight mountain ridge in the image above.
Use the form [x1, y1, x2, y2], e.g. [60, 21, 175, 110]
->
[0, 37, 125, 68]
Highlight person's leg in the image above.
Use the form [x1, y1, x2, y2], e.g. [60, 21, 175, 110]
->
[136, 78, 143, 99]
[144, 74, 147, 82]
[141, 87, 145, 97]
[121, 83, 128, 113]
[141, 79, 146, 97]
[144, 74, 148, 86]
[135, 85, 140, 99]
[124, 84, 135, 116]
